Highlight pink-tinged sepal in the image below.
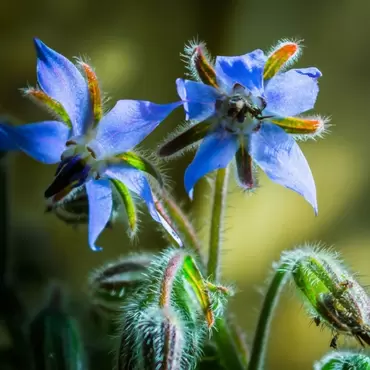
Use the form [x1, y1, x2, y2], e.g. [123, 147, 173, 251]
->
[22, 87, 72, 128]
[183, 40, 219, 88]
[264, 40, 302, 80]
[78, 62, 103, 125]
[270, 115, 330, 139]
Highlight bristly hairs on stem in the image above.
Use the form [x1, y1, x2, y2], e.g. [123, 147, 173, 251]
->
[154, 189, 203, 256]
[207, 167, 229, 281]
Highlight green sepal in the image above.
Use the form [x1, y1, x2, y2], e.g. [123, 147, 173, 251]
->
[292, 256, 332, 308]
[182, 255, 215, 328]
[22, 87, 72, 128]
[117, 152, 164, 187]
[158, 122, 211, 157]
[110, 179, 137, 234]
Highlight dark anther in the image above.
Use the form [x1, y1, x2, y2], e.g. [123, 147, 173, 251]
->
[45, 156, 89, 198]
[66, 140, 77, 146]
[87, 146, 97, 159]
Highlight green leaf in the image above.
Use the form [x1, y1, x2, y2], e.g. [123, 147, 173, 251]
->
[182, 255, 214, 328]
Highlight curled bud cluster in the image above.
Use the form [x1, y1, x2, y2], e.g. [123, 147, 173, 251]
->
[314, 351, 370, 370]
[88, 253, 154, 316]
[115, 248, 232, 370]
[281, 246, 370, 348]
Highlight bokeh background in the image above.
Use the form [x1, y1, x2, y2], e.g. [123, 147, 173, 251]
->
[1, 0, 370, 368]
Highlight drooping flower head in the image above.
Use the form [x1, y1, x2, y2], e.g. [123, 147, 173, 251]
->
[0, 39, 182, 250]
[159, 39, 329, 213]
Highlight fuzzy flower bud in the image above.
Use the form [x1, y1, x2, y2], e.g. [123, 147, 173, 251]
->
[118, 307, 193, 370]
[88, 253, 154, 315]
[282, 246, 370, 347]
[314, 351, 370, 370]
[116, 248, 232, 369]
[29, 286, 85, 370]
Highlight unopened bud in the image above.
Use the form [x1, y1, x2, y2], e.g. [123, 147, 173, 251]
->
[140, 308, 189, 370]
[115, 248, 231, 369]
[88, 253, 154, 315]
[314, 351, 370, 370]
[46, 186, 90, 226]
[29, 286, 85, 370]
[285, 247, 370, 347]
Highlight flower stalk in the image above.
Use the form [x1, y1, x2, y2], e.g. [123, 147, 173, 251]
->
[154, 189, 201, 254]
[204, 166, 246, 370]
[248, 261, 291, 370]
[207, 167, 229, 281]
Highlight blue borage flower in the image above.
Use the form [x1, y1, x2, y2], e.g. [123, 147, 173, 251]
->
[159, 40, 329, 213]
[0, 38, 182, 250]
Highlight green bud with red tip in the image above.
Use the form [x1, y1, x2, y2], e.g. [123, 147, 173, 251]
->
[116, 248, 232, 369]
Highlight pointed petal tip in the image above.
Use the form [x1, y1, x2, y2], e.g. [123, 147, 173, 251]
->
[183, 173, 194, 200]
[33, 38, 46, 54]
[90, 243, 103, 252]
[188, 188, 194, 201]
[33, 37, 42, 47]
[313, 202, 318, 216]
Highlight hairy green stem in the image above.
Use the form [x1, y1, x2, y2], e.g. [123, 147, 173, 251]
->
[248, 262, 290, 370]
[207, 167, 229, 281]
[155, 190, 202, 255]
[214, 317, 247, 370]
[206, 167, 246, 370]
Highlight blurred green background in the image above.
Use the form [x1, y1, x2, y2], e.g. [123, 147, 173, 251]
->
[1, 0, 370, 368]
